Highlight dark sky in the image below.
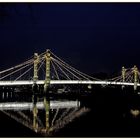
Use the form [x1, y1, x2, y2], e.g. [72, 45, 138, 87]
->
[0, 3, 140, 75]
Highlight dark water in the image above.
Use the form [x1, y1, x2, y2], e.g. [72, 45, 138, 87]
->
[0, 85, 140, 137]
[53, 86, 140, 137]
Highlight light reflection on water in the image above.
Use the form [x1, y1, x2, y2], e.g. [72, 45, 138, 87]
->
[0, 90, 91, 136]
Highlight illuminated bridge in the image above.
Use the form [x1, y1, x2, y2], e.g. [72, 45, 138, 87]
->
[0, 49, 139, 136]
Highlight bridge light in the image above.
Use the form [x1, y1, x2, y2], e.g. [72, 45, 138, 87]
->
[88, 84, 92, 89]
[130, 109, 140, 117]
[2, 92, 4, 99]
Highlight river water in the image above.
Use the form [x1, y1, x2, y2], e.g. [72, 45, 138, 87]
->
[0, 85, 140, 137]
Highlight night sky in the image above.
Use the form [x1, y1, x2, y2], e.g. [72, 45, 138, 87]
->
[0, 3, 140, 76]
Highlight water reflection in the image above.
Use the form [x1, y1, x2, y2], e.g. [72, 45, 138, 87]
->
[0, 89, 90, 136]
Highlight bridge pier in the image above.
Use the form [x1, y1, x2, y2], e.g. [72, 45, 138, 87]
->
[32, 93, 38, 132]
[133, 65, 138, 91]
[0, 87, 14, 101]
[44, 49, 51, 132]
[121, 66, 126, 89]
[32, 53, 39, 132]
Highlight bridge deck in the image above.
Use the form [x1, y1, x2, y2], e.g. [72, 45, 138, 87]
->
[0, 80, 138, 86]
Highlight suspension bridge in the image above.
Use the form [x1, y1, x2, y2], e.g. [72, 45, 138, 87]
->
[0, 49, 139, 136]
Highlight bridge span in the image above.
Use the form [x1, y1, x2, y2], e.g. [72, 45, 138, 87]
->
[0, 49, 140, 135]
[0, 80, 138, 86]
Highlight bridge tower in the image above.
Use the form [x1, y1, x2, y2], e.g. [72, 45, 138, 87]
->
[121, 66, 126, 89]
[44, 49, 51, 132]
[133, 65, 138, 91]
[33, 53, 39, 132]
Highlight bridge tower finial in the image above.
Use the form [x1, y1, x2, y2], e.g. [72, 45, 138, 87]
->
[44, 49, 51, 132]
[133, 65, 138, 91]
[122, 66, 126, 89]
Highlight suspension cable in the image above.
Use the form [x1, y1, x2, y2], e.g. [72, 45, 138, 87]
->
[51, 52, 100, 81]
[14, 66, 33, 81]
[0, 62, 33, 80]
[52, 59, 71, 80]
[51, 60, 60, 80]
